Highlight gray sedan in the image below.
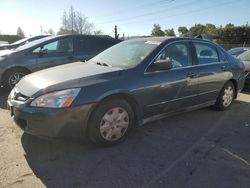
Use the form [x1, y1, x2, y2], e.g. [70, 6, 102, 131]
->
[7, 37, 245, 146]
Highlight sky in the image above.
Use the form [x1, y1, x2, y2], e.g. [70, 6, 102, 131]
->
[0, 0, 250, 38]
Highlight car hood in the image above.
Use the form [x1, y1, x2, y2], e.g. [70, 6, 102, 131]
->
[16, 62, 123, 97]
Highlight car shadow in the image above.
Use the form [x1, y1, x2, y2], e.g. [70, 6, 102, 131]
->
[0, 87, 8, 109]
[21, 98, 250, 188]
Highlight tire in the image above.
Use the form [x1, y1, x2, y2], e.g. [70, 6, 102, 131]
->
[2, 68, 29, 90]
[88, 99, 134, 147]
[215, 81, 235, 111]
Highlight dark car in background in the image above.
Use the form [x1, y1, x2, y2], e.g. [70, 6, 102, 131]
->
[7, 37, 245, 146]
[0, 35, 50, 50]
[0, 34, 120, 89]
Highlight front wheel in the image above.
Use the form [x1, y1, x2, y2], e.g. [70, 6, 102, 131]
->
[215, 81, 235, 111]
[88, 99, 134, 146]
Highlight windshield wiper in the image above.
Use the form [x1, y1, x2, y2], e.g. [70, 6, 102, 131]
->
[96, 62, 112, 67]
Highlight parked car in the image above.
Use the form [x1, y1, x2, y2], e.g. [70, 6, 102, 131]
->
[238, 50, 250, 71]
[0, 35, 50, 50]
[0, 34, 120, 89]
[228, 47, 250, 57]
[7, 37, 245, 146]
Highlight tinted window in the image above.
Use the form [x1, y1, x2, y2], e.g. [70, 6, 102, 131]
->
[33, 37, 73, 54]
[194, 43, 219, 64]
[78, 37, 114, 52]
[156, 42, 192, 68]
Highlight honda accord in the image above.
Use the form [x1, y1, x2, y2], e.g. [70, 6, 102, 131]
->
[7, 37, 245, 146]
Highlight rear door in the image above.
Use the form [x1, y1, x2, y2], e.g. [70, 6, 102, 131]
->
[192, 41, 230, 103]
[31, 37, 75, 71]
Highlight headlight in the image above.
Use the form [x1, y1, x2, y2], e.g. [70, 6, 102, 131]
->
[30, 88, 81, 108]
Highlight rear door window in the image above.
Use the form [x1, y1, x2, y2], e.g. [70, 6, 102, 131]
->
[193, 42, 219, 65]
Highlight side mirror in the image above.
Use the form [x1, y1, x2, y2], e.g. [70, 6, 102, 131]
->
[148, 59, 173, 72]
[39, 48, 48, 57]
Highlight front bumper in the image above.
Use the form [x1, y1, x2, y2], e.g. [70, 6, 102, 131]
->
[7, 99, 96, 139]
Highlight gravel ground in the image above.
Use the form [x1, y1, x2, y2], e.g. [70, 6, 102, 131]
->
[0, 88, 250, 188]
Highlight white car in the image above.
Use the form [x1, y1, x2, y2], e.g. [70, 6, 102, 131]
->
[238, 50, 250, 71]
[228, 47, 250, 71]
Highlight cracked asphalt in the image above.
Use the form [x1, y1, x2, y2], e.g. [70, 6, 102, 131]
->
[0, 88, 250, 188]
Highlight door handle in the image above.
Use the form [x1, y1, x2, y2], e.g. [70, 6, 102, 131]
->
[187, 72, 197, 78]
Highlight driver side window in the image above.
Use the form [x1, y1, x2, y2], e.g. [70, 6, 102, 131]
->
[155, 42, 192, 68]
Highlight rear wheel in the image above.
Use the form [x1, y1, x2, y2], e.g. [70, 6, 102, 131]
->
[2, 68, 29, 90]
[88, 99, 134, 146]
[215, 81, 235, 111]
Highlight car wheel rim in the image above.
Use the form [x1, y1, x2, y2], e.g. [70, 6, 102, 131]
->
[222, 86, 234, 107]
[8, 72, 25, 88]
[100, 107, 129, 141]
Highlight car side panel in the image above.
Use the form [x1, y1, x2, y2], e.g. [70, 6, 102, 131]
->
[196, 62, 232, 103]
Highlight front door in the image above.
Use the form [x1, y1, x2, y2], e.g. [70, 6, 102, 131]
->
[140, 41, 199, 118]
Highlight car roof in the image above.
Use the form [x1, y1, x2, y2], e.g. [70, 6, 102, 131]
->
[125, 36, 214, 45]
[54, 34, 119, 42]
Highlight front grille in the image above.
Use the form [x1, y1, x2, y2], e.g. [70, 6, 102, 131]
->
[10, 88, 29, 102]
[14, 92, 29, 102]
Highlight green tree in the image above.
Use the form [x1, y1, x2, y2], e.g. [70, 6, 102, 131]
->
[225, 23, 235, 28]
[164, 28, 176, 36]
[151, 24, 165, 36]
[205, 23, 217, 34]
[16, 27, 25, 38]
[178, 26, 189, 37]
[189, 24, 206, 37]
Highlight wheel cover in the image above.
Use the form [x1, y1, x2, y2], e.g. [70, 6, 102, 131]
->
[100, 107, 129, 141]
[8, 72, 26, 88]
[222, 86, 234, 107]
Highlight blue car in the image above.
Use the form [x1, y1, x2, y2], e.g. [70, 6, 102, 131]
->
[7, 37, 245, 146]
[0, 34, 120, 90]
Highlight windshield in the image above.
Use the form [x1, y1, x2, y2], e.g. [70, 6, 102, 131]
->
[15, 36, 54, 51]
[90, 39, 160, 68]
